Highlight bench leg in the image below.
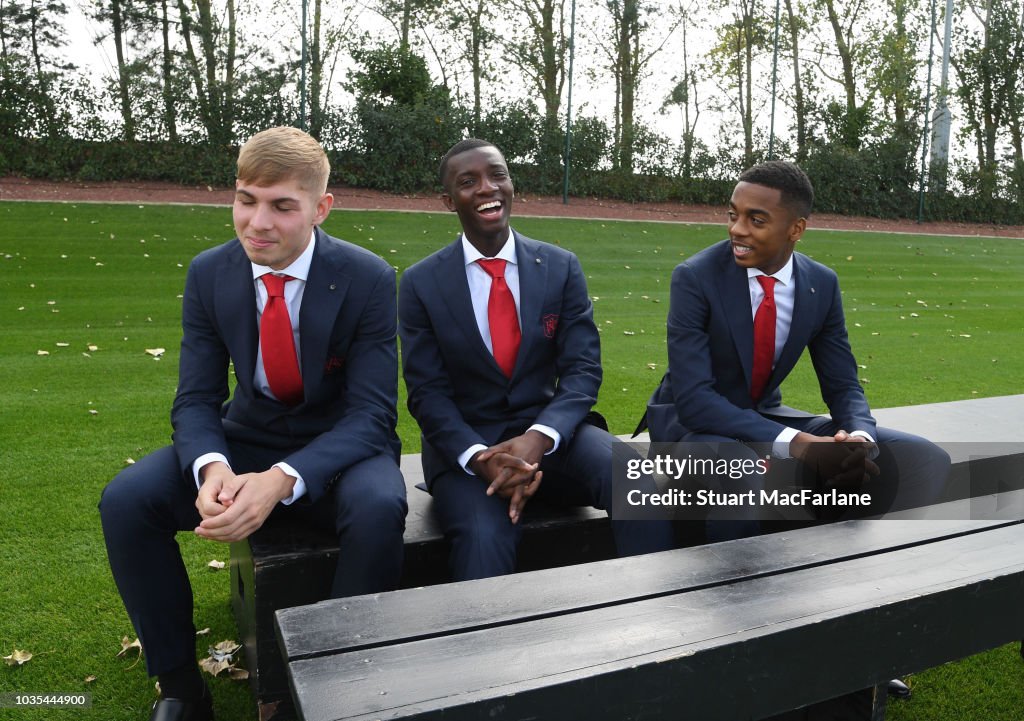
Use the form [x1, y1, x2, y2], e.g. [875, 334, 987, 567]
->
[870, 683, 888, 721]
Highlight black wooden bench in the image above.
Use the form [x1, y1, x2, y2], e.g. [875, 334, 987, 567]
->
[277, 509, 1024, 721]
[237, 394, 1024, 718]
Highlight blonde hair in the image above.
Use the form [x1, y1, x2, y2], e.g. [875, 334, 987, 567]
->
[236, 126, 330, 194]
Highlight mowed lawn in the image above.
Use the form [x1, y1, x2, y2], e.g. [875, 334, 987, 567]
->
[1, 199, 1021, 720]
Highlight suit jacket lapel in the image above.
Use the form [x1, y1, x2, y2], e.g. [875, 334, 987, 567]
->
[513, 231, 547, 379]
[436, 237, 501, 374]
[719, 242, 756, 389]
[772, 252, 818, 385]
[217, 242, 259, 388]
[299, 229, 349, 395]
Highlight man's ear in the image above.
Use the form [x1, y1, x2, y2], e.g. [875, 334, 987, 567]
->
[314, 193, 334, 225]
[789, 216, 807, 243]
[441, 193, 455, 212]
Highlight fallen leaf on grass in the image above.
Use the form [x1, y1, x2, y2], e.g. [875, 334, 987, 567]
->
[199, 657, 232, 677]
[144, 348, 166, 358]
[117, 636, 143, 659]
[37, 350, 49, 356]
[647, 363, 657, 370]
[199, 641, 247, 680]
[208, 560, 226, 570]
[88, 344, 99, 352]
[196, 628, 210, 636]
[209, 641, 241, 660]
[85, 675, 96, 683]
[125, 458, 136, 465]
[4, 649, 32, 666]
[56, 342, 70, 347]
[89, 409, 98, 416]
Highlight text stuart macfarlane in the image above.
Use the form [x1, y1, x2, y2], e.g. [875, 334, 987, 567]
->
[627, 488, 872, 508]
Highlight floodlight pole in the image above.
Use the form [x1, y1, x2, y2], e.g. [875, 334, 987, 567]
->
[768, 0, 781, 159]
[299, 0, 308, 130]
[562, 0, 577, 205]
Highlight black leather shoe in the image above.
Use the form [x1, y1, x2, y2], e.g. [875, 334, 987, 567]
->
[148, 693, 214, 721]
[887, 678, 911, 699]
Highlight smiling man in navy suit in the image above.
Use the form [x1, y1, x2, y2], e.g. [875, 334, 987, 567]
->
[100, 126, 406, 721]
[643, 160, 948, 540]
[399, 139, 673, 581]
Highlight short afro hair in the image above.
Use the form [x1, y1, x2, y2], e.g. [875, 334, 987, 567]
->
[439, 138, 500, 188]
[738, 161, 814, 219]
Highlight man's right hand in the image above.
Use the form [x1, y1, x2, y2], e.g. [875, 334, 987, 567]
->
[791, 431, 880, 487]
[196, 461, 235, 520]
[469, 448, 543, 524]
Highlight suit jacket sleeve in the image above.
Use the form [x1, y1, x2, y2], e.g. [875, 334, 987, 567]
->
[280, 264, 399, 501]
[171, 257, 233, 478]
[531, 251, 602, 441]
[666, 261, 788, 441]
[399, 265, 489, 463]
[807, 277, 876, 436]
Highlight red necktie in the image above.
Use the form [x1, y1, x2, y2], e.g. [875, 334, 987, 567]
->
[260, 274, 303, 406]
[750, 275, 777, 401]
[477, 259, 521, 377]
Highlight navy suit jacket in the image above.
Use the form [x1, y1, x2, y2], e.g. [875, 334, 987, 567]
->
[645, 238, 875, 443]
[170, 227, 401, 502]
[398, 231, 602, 484]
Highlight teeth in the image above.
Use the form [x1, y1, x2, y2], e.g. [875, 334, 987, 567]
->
[477, 201, 501, 212]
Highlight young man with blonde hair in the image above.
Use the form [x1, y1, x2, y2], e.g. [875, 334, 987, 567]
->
[100, 126, 406, 721]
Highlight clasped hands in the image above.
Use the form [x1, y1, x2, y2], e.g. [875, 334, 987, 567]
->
[194, 461, 296, 542]
[791, 430, 880, 489]
[469, 430, 551, 524]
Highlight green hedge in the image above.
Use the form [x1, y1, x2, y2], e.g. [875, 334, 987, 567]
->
[1, 135, 1020, 225]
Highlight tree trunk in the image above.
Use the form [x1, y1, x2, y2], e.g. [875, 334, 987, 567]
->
[784, 0, 805, 157]
[160, 0, 177, 142]
[310, 0, 323, 139]
[110, 0, 135, 141]
[822, 0, 858, 146]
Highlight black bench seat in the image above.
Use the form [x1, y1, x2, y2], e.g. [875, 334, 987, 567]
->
[278, 511, 1024, 721]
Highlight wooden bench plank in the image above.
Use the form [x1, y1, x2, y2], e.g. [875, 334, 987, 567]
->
[276, 515, 1014, 661]
[287, 521, 1024, 721]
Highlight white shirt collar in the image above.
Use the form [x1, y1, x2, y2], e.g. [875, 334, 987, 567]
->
[747, 253, 795, 286]
[461, 232, 517, 267]
[251, 231, 316, 282]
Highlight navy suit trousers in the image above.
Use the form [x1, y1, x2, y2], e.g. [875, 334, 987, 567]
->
[99, 442, 406, 676]
[430, 422, 674, 581]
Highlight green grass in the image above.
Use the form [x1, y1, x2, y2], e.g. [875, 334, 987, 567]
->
[0, 200, 1021, 720]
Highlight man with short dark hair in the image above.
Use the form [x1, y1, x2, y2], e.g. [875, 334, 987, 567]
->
[399, 138, 674, 581]
[642, 160, 949, 539]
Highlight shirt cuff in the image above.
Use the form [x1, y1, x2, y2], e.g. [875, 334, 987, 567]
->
[273, 462, 305, 504]
[193, 453, 231, 490]
[848, 430, 880, 459]
[775, 426, 801, 459]
[459, 444, 489, 475]
[528, 424, 561, 454]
